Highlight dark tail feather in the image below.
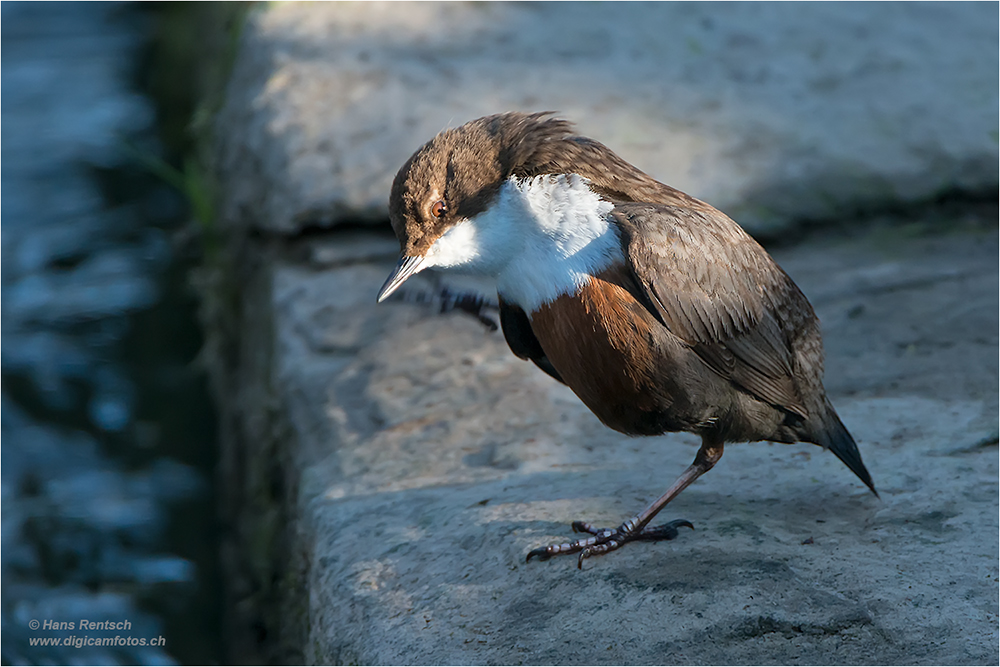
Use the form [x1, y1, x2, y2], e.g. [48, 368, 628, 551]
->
[815, 400, 878, 497]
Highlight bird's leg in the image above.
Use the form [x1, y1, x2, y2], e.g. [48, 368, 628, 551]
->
[526, 439, 724, 568]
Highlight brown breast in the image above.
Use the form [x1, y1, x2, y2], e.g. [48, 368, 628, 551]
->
[528, 263, 704, 436]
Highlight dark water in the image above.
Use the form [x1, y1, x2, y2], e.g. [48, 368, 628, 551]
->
[2, 3, 221, 664]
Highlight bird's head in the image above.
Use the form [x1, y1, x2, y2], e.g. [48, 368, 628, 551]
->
[376, 112, 575, 302]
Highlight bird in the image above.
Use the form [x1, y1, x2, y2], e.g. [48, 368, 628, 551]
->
[376, 111, 876, 568]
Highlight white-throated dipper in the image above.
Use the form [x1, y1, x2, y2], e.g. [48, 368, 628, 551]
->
[377, 112, 876, 568]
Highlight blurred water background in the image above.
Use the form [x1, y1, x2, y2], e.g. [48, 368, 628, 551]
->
[2, 3, 223, 664]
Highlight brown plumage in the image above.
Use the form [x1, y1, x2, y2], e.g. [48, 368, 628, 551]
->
[378, 112, 876, 567]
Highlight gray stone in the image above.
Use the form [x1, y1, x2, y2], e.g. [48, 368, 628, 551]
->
[215, 219, 997, 664]
[216, 2, 997, 235]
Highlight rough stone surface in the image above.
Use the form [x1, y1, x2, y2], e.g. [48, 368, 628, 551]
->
[216, 215, 997, 665]
[216, 2, 998, 235]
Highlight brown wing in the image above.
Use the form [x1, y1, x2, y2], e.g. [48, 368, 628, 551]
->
[611, 203, 812, 418]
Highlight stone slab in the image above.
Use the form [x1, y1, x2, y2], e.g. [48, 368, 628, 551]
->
[253, 220, 997, 665]
[216, 2, 998, 236]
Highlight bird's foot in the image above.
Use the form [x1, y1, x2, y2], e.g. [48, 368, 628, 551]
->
[526, 518, 693, 569]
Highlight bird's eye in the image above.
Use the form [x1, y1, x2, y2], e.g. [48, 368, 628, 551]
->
[431, 200, 447, 218]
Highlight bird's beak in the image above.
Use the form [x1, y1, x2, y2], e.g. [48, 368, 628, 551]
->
[377, 254, 427, 303]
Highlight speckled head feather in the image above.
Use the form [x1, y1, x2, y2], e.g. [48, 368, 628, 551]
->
[388, 112, 576, 257]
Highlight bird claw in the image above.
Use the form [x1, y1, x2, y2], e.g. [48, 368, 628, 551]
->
[525, 519, 694, 567]
[525, 546, 554, 562]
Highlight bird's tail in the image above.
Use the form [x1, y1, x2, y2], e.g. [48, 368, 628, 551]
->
[813, 399, 878, 497]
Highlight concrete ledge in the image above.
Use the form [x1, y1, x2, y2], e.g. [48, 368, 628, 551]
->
[207, 3, 999, 663]
[214, 223, 997, 664]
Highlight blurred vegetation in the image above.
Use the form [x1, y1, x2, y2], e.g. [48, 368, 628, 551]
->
[125, 4, 251, 664]
[137, 2, 250, 243]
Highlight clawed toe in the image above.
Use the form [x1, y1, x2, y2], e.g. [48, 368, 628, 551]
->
[525, 546, 554, 562]
[526, 518, 693, 567]
[571, 521, 602, 535]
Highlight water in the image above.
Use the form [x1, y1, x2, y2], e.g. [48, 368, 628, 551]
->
[2, 4, 221, 664]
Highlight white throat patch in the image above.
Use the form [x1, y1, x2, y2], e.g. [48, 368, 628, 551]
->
[423, 174, 624, 313]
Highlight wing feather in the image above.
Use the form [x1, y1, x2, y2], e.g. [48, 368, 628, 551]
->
[612, 203, 810, 418]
